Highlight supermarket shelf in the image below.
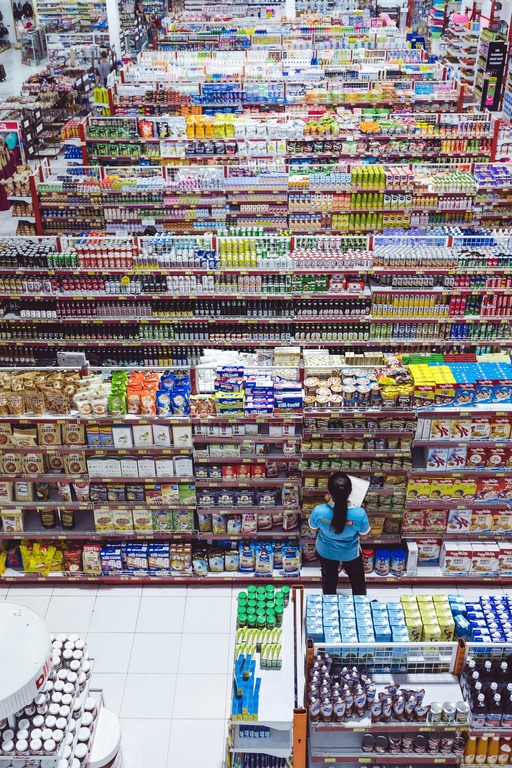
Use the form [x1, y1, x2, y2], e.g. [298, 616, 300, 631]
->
[194, 454, 301, 463]
[406, 499, 512, 509]
[196, 478, 301, 487]
[309, 755, 459, 764]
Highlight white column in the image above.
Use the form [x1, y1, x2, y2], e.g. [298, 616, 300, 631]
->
[105, 0, 122, 58]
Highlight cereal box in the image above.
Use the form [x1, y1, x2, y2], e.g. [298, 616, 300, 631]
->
[406, 478, 432, 500]
[490, 418, 511, 441]
[112, 508, 133, 532]
[447, 445, 467, 470]
[440, 541, 473, 576]
[498, 542, 512, 576]
[426, 448, 449, 470]
[402, 508, 425, 533]
[430, 479, 454, 500]
[417, 538, 442, 565]
[94, 508, 114, 532]
[132, 509, 153, 533]
[499, 478, 512, 502]
[471, 543, 500, 577]
[430, 419, 452, 440]
[469, 511, 494, 534]
[486, 445, 507, 470]
[455, 479, 477, 500]
[466, 445, 488, 471]
[446, 508, 472, 534]
[493, 512, 512, 534]
[451, 418, 472, 440]
[471, 417, 492, 440]
[424, 508, 449, 532]
[476, 478, 501, 503]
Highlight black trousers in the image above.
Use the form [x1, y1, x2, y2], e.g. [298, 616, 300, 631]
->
[318, 553, 367, 596]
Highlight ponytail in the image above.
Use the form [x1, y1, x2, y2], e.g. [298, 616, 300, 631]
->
[327, 472, 352, 535]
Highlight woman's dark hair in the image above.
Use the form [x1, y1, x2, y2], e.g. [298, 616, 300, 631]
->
[327, 472, 352, 535]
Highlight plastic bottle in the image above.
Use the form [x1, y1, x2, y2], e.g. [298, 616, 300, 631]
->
[475, 736, 489, 765]
[487, 736, 500, 765]
[464, 736, 477, 765]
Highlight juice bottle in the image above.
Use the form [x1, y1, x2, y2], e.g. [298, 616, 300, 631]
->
[465, 736, 477, 765]
[475, 736, 489, 765]
[497, 737, 511, 764]
[488, 737, 500, 765]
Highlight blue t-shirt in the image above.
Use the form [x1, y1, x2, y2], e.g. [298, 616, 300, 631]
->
[309, 503, 370, 561]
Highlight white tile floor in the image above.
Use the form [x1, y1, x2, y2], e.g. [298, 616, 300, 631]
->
[4, 584, 235, 768]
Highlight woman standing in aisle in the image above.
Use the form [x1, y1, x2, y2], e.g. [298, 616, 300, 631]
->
[309, 472, 371, 595]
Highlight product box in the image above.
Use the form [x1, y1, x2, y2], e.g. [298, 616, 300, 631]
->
[179, 483, 196, 505]
[406, 478, 431, 500]
[490, 418, 511, 441]
[172, 424, 193, 448]
[138, 458, 156, 477]
[132, 509, 153, 533]
[112, 508, 134, 532]
[132, 425, 153, 448]
[426, 447, 449, 471]
[120, 458, 139, 478]
[174, 456, 194, 477]
[447, 446, 467, 470]
[430, 418, 452, 440]
[440, 541, 473, 576]
[100, 546, 123, 575]
[424, 509, 449, 532]
[487, 445, 507, 470]
[125, 543, 149, 574]
[402, 508, 425, 532]
[465, 445, 488, 471]
[475, 380, 495, 405]
[145, 483, 164, 505]
[161, 484, 179, 505]
[476, 478, 501, 503]
[416, 538, 442, 565]
[148, 543, 171, 574]
[82, 544, 102, 575]
[498, 542, 512, 576]
[98, 426, 114, 446]
[469, 511, 494, 534]
[430, 479, 454, 500]
[455, 479, 477, 500]
[112, 425, 133, 449]
[406, 541, 418, 576]
[500, 478, 512, 502]
[94, 507, 114, 532]
[152, 424, 172, 447]
[450, 418, 472, 440]
[446, 508, 472, 534]
[494, 512, 512, 534]
[471, 417, 492, 440]
[155, 458, 175, 478]
[453, 383, 476, 408]
[152, 509, 174, 532]
[471, 543, 500, 577]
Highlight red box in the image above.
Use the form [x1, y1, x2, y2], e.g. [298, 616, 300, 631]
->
[486, 445, 507, 470]
[476, 478, 501, 503]
[466, 445, 489, 471]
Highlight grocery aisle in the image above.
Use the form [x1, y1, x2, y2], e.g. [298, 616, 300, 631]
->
[4, 582, 507, 767]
